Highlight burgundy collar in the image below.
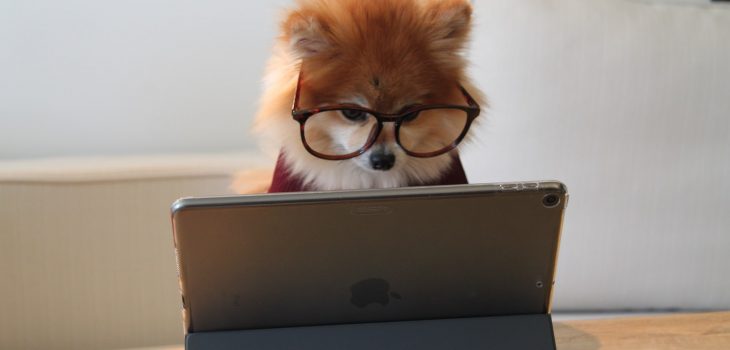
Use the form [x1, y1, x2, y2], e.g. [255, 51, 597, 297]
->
[268, 152, 468, 193]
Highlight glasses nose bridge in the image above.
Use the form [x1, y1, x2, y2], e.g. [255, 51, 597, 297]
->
[375, 113, 403, 124]
[372, 118, 397, 144]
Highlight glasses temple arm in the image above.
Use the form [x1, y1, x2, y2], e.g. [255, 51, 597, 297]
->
[459, 85, 480, 109]
[292, 70, 304, 112]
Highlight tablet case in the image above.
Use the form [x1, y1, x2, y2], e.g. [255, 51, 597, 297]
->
[172, 182, 566, 349]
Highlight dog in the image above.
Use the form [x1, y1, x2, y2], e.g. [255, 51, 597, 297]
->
[235, 0, 486, 193]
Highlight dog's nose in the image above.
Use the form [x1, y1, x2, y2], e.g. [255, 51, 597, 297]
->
[370, 152, 396, 171]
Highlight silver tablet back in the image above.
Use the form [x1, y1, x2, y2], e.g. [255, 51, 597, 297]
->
[171, 182, 567, 333]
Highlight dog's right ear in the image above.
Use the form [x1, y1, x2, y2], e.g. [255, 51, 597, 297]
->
[424, 0, 473, 52]
[282, 11, 331, 58]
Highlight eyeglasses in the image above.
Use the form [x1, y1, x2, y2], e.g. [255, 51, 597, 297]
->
[291, 71, 481, 161]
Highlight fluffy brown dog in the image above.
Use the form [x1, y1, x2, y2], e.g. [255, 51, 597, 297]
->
[237, 0, 486, 193]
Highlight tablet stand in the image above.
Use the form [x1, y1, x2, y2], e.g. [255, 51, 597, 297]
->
[186, 314, 556, 350]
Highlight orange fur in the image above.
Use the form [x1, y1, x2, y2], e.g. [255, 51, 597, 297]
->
[244, 0, 487, 192]
[231, 168, 274, 194]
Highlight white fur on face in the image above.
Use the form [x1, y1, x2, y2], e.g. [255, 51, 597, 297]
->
[282, 118, 455, 190]
[325, 96, 373, 156]
[284, 141, 455, 190]
[319, 109, 443, 180]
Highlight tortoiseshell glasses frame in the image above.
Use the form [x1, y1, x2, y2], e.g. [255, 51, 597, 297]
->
[291, 71, 481, 161]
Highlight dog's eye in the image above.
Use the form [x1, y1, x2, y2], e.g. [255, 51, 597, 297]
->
[341, 109, 367, 122]
[401, 111, 420, 122]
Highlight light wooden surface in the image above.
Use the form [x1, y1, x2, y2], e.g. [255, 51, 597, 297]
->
[555, 312, 730, 349]
[132, 312, 730, 350]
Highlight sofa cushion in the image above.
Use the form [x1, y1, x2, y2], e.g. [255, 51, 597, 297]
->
[0, 153, 267, 350]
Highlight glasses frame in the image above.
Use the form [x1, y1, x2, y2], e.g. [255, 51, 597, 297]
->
[291, 71, 481, 160]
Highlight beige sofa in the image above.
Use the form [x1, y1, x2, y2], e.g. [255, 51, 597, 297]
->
[0, 153, 269, 350]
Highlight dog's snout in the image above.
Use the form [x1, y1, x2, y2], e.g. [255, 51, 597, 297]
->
[370, 151, 396, 171]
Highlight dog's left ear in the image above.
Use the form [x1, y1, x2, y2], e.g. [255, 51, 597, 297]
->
[425, 0, 472, 51]
[282, 10, 332, 58]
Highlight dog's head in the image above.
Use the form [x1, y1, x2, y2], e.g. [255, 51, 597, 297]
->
[258, 0, 484, 189]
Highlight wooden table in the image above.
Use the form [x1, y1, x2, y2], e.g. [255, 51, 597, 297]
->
[554, 311, 730, 349]
[136, 312, 730, 350]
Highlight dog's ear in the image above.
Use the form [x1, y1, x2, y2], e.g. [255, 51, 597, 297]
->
[282, 10, 331, 58]
[425, 0, 472, 51]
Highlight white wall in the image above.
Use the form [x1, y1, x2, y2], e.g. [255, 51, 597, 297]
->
[0, 0, 290, 159]
[0, 0, 718, 161]
[463, 0, 730, 310]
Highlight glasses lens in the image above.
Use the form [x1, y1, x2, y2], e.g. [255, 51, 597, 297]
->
[398, 108, 469, 156]
[303, 109, 378, 157]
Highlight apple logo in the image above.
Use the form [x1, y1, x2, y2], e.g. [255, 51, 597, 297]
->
[350, 278, 402, 308]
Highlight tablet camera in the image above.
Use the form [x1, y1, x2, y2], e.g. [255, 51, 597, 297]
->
[542, 194, 561, 208]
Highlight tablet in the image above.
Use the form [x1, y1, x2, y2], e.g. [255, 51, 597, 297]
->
[171, 182, 567, 335]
